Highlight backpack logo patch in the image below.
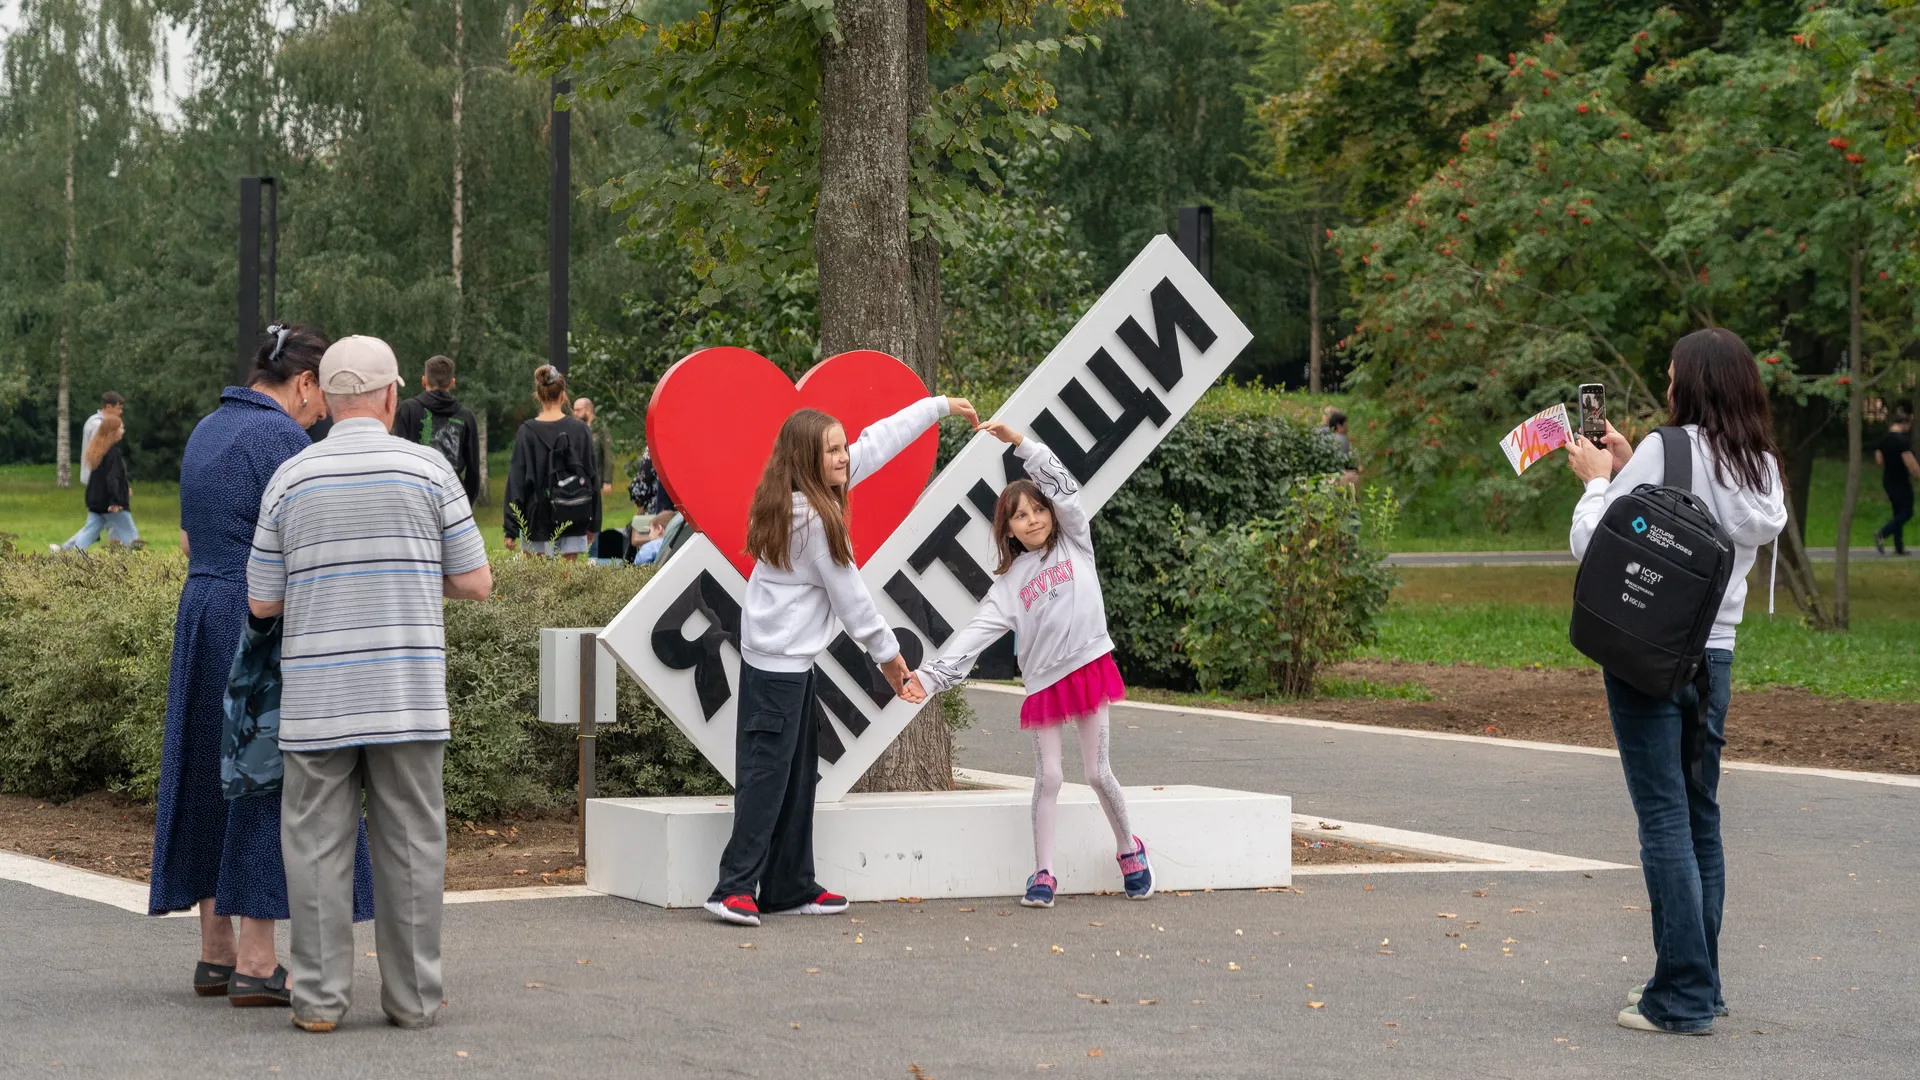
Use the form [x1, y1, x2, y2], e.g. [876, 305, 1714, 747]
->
[1632, 516, 1648, 534]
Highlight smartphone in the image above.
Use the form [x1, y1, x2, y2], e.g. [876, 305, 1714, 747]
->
[1578, 383, 1607, 443]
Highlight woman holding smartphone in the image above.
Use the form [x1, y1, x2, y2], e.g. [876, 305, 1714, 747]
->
[1565, 328, 1787, 1036]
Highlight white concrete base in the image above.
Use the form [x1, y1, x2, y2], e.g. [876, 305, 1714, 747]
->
[585, 785, 1291, 908]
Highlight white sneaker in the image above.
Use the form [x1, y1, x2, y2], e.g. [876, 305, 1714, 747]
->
[1617, 1003, 1711, 1035]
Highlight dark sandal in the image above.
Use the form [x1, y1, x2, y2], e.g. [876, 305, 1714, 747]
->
[193, 962, 234, 998]
[228, 965, 291, 1008]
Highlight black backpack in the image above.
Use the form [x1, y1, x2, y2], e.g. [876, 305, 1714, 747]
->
[421, 412, 466, 477]
[542, 432, 596, 528]
[1570, 426, 1735, 699]
[628, 450, 658, 510]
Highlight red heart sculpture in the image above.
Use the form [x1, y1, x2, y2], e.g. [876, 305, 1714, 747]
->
[646, 347, 938, 579]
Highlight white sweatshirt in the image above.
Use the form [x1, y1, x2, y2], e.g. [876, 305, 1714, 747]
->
[915, 438, 1115, 697]
[1570, 425, 1788, 651]
[738, 396, 951, 673]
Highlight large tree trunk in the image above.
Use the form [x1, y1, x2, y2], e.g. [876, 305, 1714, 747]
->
[475, 412, 490, 506]
[449, 0, 465, 356]
[56, 108, 76, 489]
[821, 0, 950, 793]
[1833, 246, 1865, 629]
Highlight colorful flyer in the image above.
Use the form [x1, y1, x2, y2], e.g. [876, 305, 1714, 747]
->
[1498, 403, 1572, 475]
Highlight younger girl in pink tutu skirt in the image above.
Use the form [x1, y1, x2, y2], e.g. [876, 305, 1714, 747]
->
[908, 420, 1152, 907]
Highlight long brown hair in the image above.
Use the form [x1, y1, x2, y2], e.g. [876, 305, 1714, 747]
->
[84, 413, 123, 471]
[991, 479, 1061, 575]
[1667, 328, 1780, 493]
[746, 409, 853, 571]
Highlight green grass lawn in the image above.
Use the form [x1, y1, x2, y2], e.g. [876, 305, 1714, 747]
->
[1365, 561, 1920, 701]
[1, 450, 639, 557]
[1394, 457, 1902, 552]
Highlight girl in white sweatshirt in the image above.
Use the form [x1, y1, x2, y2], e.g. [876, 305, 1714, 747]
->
[909, 421, 1153, 908]
[706, 394, 975, 927]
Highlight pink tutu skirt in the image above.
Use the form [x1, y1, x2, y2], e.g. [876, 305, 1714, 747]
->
[1019, 653, 1126, 729]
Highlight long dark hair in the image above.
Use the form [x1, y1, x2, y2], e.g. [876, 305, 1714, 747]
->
[745, 409, 853, 571]
[247, 323, 329, 389]
[991, 479, 1062, 575]
[1667, 327, 1780, 493]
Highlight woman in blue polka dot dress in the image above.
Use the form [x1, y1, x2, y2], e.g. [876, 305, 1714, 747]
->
[149, 324, 374, 1007]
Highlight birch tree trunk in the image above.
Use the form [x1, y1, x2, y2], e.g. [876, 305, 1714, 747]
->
[56, 106, 76, 489]
[1307, 214, 1322, 396]
[450, 0, 465, 357]
[820, 0, 951, 792]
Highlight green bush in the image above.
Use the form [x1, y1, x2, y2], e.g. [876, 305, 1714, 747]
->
[1179, 479, 1399, 697]
[0, 540, 725, 815]
[939, 382, 1351, 688]
[0, 539, 180, 801]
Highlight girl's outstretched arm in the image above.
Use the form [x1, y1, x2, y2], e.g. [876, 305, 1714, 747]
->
[913, 592, 1015, 697]
[847, 396, 979, 488]
[980, 421, 1090, 543]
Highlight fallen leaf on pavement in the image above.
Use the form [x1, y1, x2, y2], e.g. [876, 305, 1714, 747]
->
[576, 958, 592, 965]
[805, 968, 820, 974]
[1317, 822, 1342, 830]
[1307, 1001, 1324, 1009]
[455, 1051, 469, 1058]
[957, 907, 975, 913]
[524, 982, 543, 989]
[738, 943, 755, 949]
[1086, 1049, 1104, 1058]
[1437, 913, 1458, 919]
[1384, 1022, 1398, 1028]
[1088, 922, 1105, 927]
[1138, 1000, 1158, 1006]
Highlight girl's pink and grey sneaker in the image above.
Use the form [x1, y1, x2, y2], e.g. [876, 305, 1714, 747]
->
[1118, 836, 1154, 899]
[1022, 870, 1057, 908]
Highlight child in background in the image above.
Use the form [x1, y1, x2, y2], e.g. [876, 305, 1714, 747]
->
[706, 394, 979, 927]
[907, 421, 1152, 908]
[631, 510, 675, 565]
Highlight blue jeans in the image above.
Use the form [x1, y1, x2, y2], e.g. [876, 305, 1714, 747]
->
[1604, 649, 1733, 1033]
[63, 510, 140, 550]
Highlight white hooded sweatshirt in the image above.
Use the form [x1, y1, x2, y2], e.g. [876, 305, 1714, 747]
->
[738, 396, 951, 673]
[1570, 425, 1788, 651]
[915, 437, 1115, 697]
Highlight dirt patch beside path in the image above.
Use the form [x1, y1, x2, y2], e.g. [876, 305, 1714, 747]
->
[1262, 659, 1920, 775]
[0, 793, 584, 892]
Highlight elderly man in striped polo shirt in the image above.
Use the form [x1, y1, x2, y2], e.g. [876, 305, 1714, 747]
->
[248, 335, 492, 1033]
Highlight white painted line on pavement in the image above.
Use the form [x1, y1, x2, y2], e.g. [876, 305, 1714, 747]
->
[953, 769, 1628, 875]
[0, 849, 190, 916]
[966, 683, 1920, 789]
[0, 847, 602, 914]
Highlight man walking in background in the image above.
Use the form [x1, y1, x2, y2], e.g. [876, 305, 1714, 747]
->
[249, 336, 492, 1033]
[78, 391, 124, 484]
[392, 355, 482, 505]
[572, 396, 616, 550]
[1875, 404, 1918, 556]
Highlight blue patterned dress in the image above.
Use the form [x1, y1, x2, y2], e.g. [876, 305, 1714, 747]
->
[148, 386, 376, 919]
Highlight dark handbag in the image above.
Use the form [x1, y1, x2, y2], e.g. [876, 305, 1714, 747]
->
[222, 614, 285, 799]
[1570, 426, 1735, 699]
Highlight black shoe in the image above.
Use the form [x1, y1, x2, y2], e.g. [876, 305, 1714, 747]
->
[1876, 534, 1888, 556]
[193, 961, 234, 998]
[228, 965, 290, 1008]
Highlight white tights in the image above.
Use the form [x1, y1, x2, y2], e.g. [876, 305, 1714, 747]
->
[1030, 704, 1133, 873]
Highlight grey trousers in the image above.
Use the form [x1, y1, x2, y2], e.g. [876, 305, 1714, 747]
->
[282, 740, 447, 1027]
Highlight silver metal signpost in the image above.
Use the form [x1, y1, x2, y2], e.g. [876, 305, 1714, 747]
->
[577, 631, 596, 860]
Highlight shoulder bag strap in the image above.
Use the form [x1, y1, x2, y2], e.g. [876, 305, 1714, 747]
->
[1657, 425, 1692, 492]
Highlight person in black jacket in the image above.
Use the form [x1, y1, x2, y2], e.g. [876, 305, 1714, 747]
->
[391, 355, 482, 504]
[58, 412, 142, 550]
[504, 365, 598, 559]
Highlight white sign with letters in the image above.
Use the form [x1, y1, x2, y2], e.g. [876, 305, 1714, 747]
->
[598, 235, 1253, 800]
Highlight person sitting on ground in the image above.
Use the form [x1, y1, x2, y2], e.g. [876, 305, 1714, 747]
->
[58, 413, 141, 550]
[504, 366, 599, 559]
[391, 354, 482, 505]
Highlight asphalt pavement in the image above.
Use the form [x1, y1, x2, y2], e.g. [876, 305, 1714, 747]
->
[2, 688, 1912, 1079]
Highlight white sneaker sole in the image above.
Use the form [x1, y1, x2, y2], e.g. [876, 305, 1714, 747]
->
[704, 899, 761, 926]
[768, 902, 848, 916]
[1617, 1007, 1710, 1035]
[1020, 896, 1054, 908]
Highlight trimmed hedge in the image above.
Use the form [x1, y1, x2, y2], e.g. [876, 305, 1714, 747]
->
[0, 541, 725, 816]
[938, 383, 1350, 688]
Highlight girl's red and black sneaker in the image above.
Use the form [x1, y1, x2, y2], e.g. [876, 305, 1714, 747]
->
[771, 891, 849, 915]
[705, 894, 762, 926]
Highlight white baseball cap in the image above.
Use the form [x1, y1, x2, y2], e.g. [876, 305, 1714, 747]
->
[317, 336, 404, 395]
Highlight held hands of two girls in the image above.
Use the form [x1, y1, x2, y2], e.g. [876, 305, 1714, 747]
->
[883, 656, 926, 703]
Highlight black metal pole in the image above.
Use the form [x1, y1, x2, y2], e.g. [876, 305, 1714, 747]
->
[1177, 205, 1213, 283]
[238, 177, 262, 383]
[264, 177, 278, 323]
[549, 78, 570, 375]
